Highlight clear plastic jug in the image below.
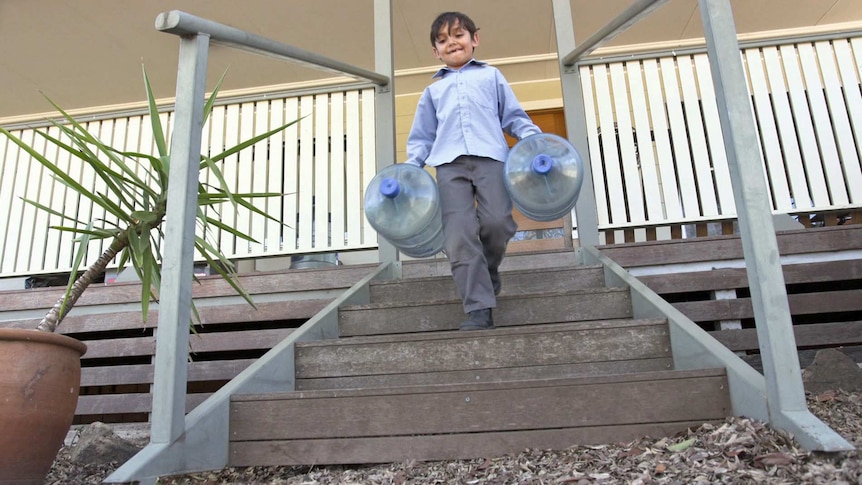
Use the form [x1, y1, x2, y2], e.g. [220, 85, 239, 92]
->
[364, 163, 445, 258]
[504, 133, 585, 222]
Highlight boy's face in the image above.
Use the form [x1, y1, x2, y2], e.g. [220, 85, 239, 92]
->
[432, 20, 479, 70]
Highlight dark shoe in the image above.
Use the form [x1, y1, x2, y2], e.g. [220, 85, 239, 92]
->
[459, 308, 494, 331]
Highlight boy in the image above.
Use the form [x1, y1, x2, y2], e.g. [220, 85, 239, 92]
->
[404, 12, 542, 331]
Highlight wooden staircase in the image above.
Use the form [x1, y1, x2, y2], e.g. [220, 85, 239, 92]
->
[227, 255, 732, 466]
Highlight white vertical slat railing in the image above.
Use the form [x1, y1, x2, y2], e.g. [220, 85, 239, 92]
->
[3, 34, 861, 276]
[580, 34, 862, 242]
[0, 87, 378, 277]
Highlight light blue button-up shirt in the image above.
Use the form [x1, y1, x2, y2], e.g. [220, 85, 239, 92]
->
[405, 59, 541, 168]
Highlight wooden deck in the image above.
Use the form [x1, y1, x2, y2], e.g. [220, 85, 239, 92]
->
[598, 225, 862, 369]
[0, 225, 858, 443]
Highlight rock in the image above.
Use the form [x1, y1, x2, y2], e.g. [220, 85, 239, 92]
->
[69, 421, 142, 465]
[802, 348, 862, 394]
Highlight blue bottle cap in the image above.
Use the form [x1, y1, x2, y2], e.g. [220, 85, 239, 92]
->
[380, 177, 401, 198]
[532, 154, 553, 175]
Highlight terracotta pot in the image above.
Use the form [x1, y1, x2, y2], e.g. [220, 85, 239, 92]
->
[0, 328, 87, 484]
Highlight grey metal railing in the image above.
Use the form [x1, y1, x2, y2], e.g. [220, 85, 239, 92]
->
[106, 2, 398, 483]
[553, 0, 851, 452]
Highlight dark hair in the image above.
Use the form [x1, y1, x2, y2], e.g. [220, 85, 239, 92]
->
[430, 12, 479, 47]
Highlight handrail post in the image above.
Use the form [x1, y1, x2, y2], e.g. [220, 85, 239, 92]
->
[552, 0, 600, 247]
[698, 0, 851, 451]
[373, 0, 399, 264]
[150, 33, 209, 444]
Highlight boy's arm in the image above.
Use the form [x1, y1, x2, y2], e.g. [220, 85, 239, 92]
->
[495, 69, 542, 140]
[405, 90, 437, 168]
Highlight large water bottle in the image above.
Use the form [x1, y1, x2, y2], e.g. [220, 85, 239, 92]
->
[364, 163, 445, 258]
[504, 133, 585, 222]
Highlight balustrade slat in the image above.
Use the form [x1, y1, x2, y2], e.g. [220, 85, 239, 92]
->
[763, 47, 811, 210]
[360, 88, 377, 247]
[297, 96, 315, 250]
[745, 48, 793, 211]
[593, 64, 627, 224]
[314, 95, 330, 251]
[235, 102, 256, 255]
[45, 125, 72, 271]
[694, 53, 735, 215]
[580, 66, 611, 226]
[778, 45, 829, 209]
[798, 43, 849, 206]
[816, 41, 862, 203]
[265, 98, 286, 254]
[610, 63, 646, 223]
[660, 57, 700, 219]
[345, 91, 362, 248]
[219, 104, 241, 255]
[8, 130, 36, 273]
[246, 101, 266, 253]
[330, 92, 346, 250]
[283, 98, 300, 252]
[626, 60, 663, 222]
[833, 39, 862, 202]
[678, 55, 718, 216]
[28, 127, 51, 272]
[642, 59, 682, 221]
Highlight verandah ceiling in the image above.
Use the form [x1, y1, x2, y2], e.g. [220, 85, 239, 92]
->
[0, 0, 859, 120]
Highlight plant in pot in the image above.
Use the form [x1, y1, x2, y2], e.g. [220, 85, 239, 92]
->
[0, 68, 296, 484]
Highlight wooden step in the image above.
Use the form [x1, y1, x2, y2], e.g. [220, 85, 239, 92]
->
[400, 248, 580, 279]
[339, 287, 633, 336]
[296, 319, 672, 390]
[229, 368, 730, 466]
[369, 264, 606, 303]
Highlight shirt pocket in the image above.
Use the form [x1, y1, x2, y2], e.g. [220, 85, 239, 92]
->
[467, 85, 498, 113]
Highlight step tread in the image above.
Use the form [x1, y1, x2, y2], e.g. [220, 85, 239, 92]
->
[229, 367, 731, 460]
[301, 318, 666, 347]
[339, 287, 633, 336]
[229, 420, 716, 466]
[370, 264, 603, 287]
[297, 319, 671, 378]
[344, 286, 628, 311]
[233, 367, 725, 402]
[295, 357, 675, 391]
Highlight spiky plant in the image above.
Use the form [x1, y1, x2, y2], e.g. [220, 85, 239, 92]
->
[0, 68, 296, 332]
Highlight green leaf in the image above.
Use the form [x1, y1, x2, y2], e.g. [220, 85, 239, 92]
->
[202, 70, 227, 125]
[132, 211, 160, 225]
[60, 223, 94, 317]
[143, 66, 168, 158]
[138, 248, 156, 321]
[209, 117, 303, 164]
[0, 127, 99, 205]
[194, 236, 256, 309]
[667, 438, 696, 452]
[50, 226, 118, 239]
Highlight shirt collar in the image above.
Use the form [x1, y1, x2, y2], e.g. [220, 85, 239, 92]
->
[432, 59, 486, 78]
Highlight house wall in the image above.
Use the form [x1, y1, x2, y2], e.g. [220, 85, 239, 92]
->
[2, 25, 861, 283]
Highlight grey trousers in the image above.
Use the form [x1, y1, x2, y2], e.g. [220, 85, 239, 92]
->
[436, 155, 518, 313]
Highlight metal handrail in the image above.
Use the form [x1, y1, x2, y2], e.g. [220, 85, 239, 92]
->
[561, 0, 669, 66]
[155, 10, 390, 86]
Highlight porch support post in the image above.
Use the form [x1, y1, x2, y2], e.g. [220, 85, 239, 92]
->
[150, 33, 210, 444]
[373, 0, 399, 264]
[697, 0, 852, 451]
[551, 0, 600, 247]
